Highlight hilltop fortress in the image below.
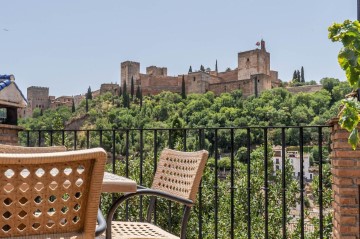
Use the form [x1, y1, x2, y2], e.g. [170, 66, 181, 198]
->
[21, 40, 284, 118]
[121, 40, 281, 97]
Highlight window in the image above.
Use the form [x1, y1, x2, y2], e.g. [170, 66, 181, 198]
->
[0, 108, 6, 123]
[193, 77, 196, 82]
[276, 165, 280, 171]
[276, 158, 279, 164]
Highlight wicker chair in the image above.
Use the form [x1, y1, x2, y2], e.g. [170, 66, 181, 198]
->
[0, 148, 107, 238]
[105, 148, 209, 239]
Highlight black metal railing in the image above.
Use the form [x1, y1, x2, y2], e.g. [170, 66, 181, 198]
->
[19, 125, 332, 239]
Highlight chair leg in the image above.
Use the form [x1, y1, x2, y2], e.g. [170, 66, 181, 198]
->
[180, 206, 191, 239]
[146, 196, 156, 223]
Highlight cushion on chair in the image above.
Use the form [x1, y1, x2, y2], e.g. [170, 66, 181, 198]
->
[106, 221, 179, 239]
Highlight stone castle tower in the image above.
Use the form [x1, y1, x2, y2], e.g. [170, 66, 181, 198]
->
[120, 61, 140, 88]
[238, 40, 270, 81]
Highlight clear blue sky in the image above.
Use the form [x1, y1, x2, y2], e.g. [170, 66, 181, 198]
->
[0, 0, 355, 97]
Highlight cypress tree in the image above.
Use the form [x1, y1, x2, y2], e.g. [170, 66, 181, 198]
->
[131, 76, 134, 99]
[119, 86, 122, 97]
[136, 85, 141, 100]
[71, 98, 75, 113]
[293, 70, 297, 82]
[87, 86, 92, 100]
[297, 70, 301, 82]
[85, 98, 89, 113]
[181, 75, 186, 99]
[189, 66, 192, 73]
[139, 89, 143, 108]
[215, 60, 218, 72]
[122, 81, 127, 107]
[301, 66, 305, 82]
[200, 65, 205, 72]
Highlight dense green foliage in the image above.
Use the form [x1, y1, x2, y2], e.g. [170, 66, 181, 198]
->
[19, 84, 344, 238]
[329, 20, 360, 149]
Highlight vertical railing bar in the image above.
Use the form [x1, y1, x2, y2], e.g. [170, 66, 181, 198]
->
[214, 128, 218, 239]
[230, 128, 235, 239]
[183, 129, 187, 151]
[198, 129, 203, 239]
[112, 130, 116, 205]
[264, 128, 269, 239]
[167, 129, 172, 230]
[38, 130, 41, 147]
[318, 127, 323, 239]
[50, 130, 53, 146]
[153, 129, 158, 224]
[247, 128, 251, 239]
[86, 130, 90, 149]
[140, 129, 144, 222]
[26, 131, 30, 147]
[73, 130, 77, 150]
[62, 131, 65, 146]
[125, 129, 130, 221]
[299, 127, 304, 239]
[99, 130, 103, 147]
[281, 128, 287, 239]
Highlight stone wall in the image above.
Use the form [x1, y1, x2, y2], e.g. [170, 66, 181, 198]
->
[238, 49, 270, 81]
[27, 86, 50, 116]
[0, 124, 22, 145]
[121, 61, 140, 87]
[100, 83, 120, 96]
[286, 85, 323, 94]
[146, 66, 167, 76]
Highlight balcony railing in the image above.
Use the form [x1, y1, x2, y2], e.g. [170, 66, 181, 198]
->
[19, 125, 332, 239]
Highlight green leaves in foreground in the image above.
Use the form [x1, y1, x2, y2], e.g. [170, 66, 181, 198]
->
[329, 20, 360, 149]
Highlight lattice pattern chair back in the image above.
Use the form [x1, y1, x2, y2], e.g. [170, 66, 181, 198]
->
[0, 148, 106, 238]
[0, 144, 67, 154]
[151, 149, 208, 202]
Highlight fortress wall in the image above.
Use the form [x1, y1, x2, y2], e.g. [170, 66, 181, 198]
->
[286, 85, 323, 94]
[218, 69, 238, 82]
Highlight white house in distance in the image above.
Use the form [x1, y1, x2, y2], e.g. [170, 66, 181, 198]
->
[272, 146, 313, 181]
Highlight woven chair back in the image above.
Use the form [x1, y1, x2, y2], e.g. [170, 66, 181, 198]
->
[0, 148, 106, 238]
[0, 144, 67, 154]
[151, 149, 208, 202]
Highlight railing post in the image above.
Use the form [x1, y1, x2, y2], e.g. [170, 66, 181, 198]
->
[330, 119, 360, 238]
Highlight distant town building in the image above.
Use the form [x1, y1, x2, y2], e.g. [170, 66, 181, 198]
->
[120, 40, 281, 97]
[272, 146, 313, 181]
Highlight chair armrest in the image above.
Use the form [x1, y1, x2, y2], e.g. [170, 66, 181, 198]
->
[95, 208, 107, 237]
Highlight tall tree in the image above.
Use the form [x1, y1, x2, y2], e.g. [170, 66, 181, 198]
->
[139, 89, 143, 108]
[181, 75, 186, 99]
[296, 70, 301, 82]
[200, 65, 205, 72]
[215, 60, 218, 72]
[292, 70, 298, 82]
[87, 86, 92, 100]
[131, 76, 134, 99]
[136, 85, 141, 100]
[119, 86, 122, 97]
[123, 81, 127, 107]
[71, 98, 75, 113]
[301, 66, 305, 82]
[189, 65, 192, 73]
[85, 97, 89, 113]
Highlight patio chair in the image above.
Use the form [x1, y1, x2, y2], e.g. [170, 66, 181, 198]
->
[0, 143, 67, 153]
[0, 148, 107, 238]
[105, 148, 209, 239]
